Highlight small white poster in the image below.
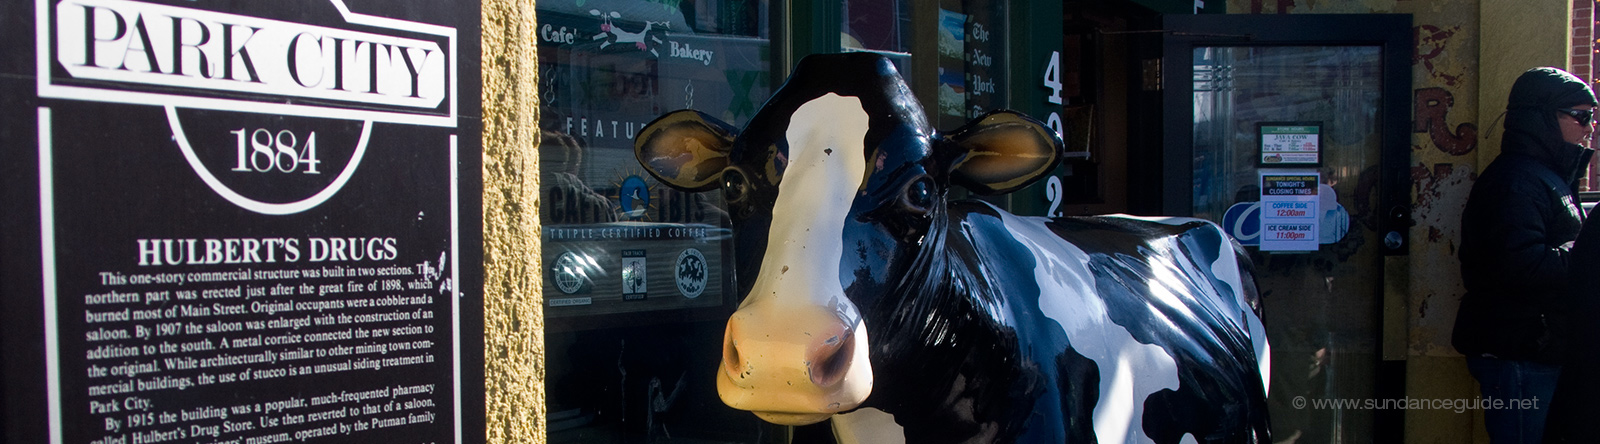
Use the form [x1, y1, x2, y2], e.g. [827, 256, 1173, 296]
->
[1260, 171, 1320, 251]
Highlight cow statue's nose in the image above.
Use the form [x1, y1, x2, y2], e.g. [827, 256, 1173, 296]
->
[722, 313, 856, 387]
[716, 296, 874, 426]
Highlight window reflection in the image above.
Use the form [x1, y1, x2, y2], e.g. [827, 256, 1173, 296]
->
[1193, 46, 1384, 443]
[536, 1, 774, 442]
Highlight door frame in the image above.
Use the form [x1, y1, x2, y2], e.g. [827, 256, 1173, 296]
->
[1141, 13, 1413, 256]
[1134, 12, 1415, 440]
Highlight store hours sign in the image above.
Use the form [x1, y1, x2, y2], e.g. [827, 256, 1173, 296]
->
[4, 1, 481, 443]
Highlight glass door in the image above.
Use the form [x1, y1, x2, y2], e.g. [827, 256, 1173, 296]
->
[1193, 45, 1383, 442]
[1147, 14, 1413, 442]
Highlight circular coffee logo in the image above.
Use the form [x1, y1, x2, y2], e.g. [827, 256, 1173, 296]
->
[674, 248, 707, 299]
[553, 252, 586, 294]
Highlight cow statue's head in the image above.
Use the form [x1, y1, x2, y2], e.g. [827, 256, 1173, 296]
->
[634, 53, 1062, 426]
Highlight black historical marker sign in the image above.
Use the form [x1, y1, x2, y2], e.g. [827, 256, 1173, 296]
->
[1, 1, 484, 443]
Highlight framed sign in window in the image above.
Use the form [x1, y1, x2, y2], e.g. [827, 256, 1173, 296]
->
[1258, 122, 1323, 167]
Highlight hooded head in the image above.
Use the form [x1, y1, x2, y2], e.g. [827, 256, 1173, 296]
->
[1502, 67, 1597, 174]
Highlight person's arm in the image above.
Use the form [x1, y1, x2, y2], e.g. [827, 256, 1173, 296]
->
[1475, 177, 1572, 292]
[1570, 205, 1600, 289]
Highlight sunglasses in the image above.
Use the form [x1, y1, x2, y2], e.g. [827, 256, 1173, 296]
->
[1557, 108, 1594, 126]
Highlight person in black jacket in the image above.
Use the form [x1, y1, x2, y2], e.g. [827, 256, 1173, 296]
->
[1454, 67, 1595, 444]
[1547, 203, 1600, 442]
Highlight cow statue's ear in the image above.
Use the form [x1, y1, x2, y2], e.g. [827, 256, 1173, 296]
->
[635, 110, 740, 192]
[945, 110, 1064, 195]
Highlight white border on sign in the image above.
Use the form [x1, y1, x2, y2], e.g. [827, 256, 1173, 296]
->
[450, 135, 462, 444]
[40, 107, 64, 444]
[41, 117, 465, 444]
[35, 0, 458, 128]
[36, 0, 469, 440]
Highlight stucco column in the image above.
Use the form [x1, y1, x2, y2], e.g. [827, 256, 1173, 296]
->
[482, 0, 545, 443]
[1478, 0, 1575, 169]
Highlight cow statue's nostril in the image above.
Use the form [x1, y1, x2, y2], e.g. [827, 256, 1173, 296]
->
[722, 319, 744, 380]
[808, 329, 855, 388]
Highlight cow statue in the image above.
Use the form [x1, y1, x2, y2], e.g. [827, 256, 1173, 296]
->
[633, 53, 1271, 443]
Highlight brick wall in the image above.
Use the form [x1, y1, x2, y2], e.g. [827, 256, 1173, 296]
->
[1577, 0, 1593, 81]
[1582, 0, 1598, 189]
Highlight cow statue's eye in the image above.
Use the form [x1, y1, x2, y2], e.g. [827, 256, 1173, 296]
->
[904, 177, 935, 213]
[723, 168, 750, 204]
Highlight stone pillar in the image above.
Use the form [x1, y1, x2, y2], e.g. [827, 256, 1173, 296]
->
[481, 0, 545, 443]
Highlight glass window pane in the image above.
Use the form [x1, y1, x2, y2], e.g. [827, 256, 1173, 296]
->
[535, 1, 773, 441]
[842, 0, 911, 53]
[840, 0, 1007, 130]
[1193, 45, 1384, 442]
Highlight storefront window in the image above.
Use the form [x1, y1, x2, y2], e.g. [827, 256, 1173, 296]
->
[536, 1, 773, 441]
[841, 0, 1006, 131]
[536, 1, 1031, 439]
[842, 0, 912, 53]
